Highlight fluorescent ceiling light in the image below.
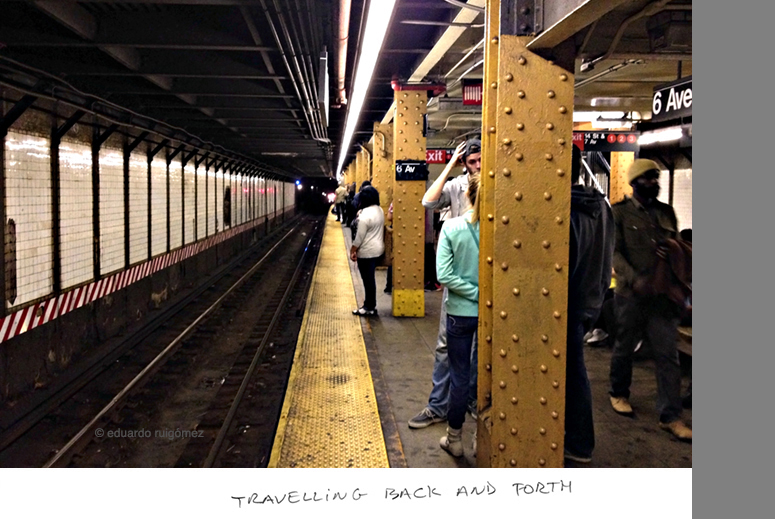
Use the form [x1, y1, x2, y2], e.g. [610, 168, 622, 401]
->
[638, 127, 683, 146]
[336, 0, 398, 178]
[573, 111, 625, 122]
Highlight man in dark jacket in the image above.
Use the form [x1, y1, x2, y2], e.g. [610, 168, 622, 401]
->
[564, 146, 614, 463]
[608, 159, 691, 441]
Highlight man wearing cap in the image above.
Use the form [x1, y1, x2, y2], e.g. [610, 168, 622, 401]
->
[408, 138, 481, 429]
[608, 159, 692, 441]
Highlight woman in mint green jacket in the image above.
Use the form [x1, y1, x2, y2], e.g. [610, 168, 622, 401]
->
[436, 173, 480, 458]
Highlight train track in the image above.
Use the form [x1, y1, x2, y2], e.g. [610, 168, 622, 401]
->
[0, 215, 324, 468]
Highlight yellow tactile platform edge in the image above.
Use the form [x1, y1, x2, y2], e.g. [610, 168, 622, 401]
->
[268, 213, 389, 468]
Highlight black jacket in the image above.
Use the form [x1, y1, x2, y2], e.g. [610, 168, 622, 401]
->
[569, 185, 615, 324]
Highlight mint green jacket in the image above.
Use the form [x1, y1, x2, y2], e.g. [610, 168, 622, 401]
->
[436, 210, 479, 317]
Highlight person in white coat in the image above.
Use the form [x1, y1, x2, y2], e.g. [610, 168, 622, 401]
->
[349, 186, 384, 316]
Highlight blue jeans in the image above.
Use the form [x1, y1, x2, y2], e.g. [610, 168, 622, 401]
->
[427, 289, 478, 418]
[565, 315, 594, 458]
[446, 314, 479, 430]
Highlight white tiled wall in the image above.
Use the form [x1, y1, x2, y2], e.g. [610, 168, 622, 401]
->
[224, 170, 231, 228]
[99, 148, 125, 275]
[215, 170, 224, 233]
[4, 131, 53, 307]
[233, 173, 241, 226]
[129, 151, 148, 264]
[59, 140, 94, 289]
[208, 169, 217, 235]
[169, 159, 182, 250]
[285, 181, 295, 210]
[197, 165, 207, 240]
[672, 168, 692, 231]
[184, 162, 196, 244]
[258, 178, 265, 218]
[151, 158, 167, 256]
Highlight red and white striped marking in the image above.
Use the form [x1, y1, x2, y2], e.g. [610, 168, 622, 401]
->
[0, 214, 285, 345]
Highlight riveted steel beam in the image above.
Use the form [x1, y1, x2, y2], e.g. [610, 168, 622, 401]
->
[391, 90, 426, 317]
[371, 123, 394, 222]
[609, 152, 634, 204]
[485, 36, 573, 468]
[476, 0, 502, 468]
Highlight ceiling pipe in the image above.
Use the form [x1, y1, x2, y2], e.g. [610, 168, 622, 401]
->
[258, 0, 317, 141]
[337, 0, 352, 106]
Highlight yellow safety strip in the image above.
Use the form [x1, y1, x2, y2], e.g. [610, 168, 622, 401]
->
[268, 213, 389, 467]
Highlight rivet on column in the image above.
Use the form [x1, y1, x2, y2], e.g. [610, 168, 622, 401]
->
[557, 169, 565, 177]
[502, 216, 509, 224]
[486, 301, 492, 308]
[545, 192, 553, 201]
[502, 168, 511, 177]
[517, 91, 525, 98]
[499, 412, 506, 420]
[488, 170, 495, 178]
[553, 311, 561, 319]
[518, 56, 526, 65]
[511, 364, 518, 372]
[516, 123, 524, 130]
[511, 397, 518, 405]
[492, 36, 499, 44]
[505, 72, 513, 81]
[491, 82, 498, 89]
[500, 311, 508, 319]
[555, 263, 562, 271]
[546, 123, 554, 130]
[510, 428, 518, 436]
[513, 240, 521, 248]
[486, 335, 492, 342]
[552, 381, 560, 388]
[558, 138, 566, 145]
[552, 411, 559, 419]
[502, 138, 512, 146]
[541, 334, 549, 342]
[540, 397, 547, 404]
[515, 153, 523, 161]
[543, 241, 551, 249]
[560, 73, 568, 81]
[510, 459, 517, 466]
[499, 381, 506, 389]
[488, 214, 494, 221]
[547, 90, 555, 98]
[542, 288, 550, 295]
[515, 192, 523, 201]
[489, 126, 496, 134]
[486, 364, 492, 371]
[499, 444, 506, 451]
[539, 427, 546, 435]
[551, 442, 558, 450]
[501, 262, 508, 271]
[487, 256, 493, 264]
[545, 153, 553, 161]
[540, 365, 548, 373]
[504, 107, 513, 114]
[559, 106, 567, 114]
[539, 459, 546, 466]
[512, 288, 520, 296]
[499, 349, 506, 357]
[511, 334, 519, 342]
[555, 216, 563, 224]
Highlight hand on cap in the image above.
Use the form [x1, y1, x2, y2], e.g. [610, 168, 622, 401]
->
[450, 141, 467, 165]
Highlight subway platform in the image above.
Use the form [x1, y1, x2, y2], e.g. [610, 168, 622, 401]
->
[272, 213, 692, 468]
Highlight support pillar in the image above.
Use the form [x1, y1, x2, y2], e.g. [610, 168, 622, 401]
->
[609, 152, 634, 204]
[480, 34, 574, 468]
[391, 89, 426, 317]
[371, 122, 394, 217]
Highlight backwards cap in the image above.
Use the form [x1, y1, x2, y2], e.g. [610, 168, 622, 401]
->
[463, 138, 481, 159]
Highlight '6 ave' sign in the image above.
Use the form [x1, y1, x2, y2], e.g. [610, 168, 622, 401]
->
[652, 76, 692, 123]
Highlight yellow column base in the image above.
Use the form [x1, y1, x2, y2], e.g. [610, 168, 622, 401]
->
[392, 289, 425, 317]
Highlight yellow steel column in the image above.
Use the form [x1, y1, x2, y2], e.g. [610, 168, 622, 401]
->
[609, 152, 634, 204]
[372, 122, 394, 217]
[476, 0, 500, 467]
[487, 37, 574, 468]
[391, 89, 426, 317]
[356, 150, 364, 188]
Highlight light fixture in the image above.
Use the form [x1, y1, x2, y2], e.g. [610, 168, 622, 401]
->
[638, 127, 683, 146]
[336, 0, 398, 179]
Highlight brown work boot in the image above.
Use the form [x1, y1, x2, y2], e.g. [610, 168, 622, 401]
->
[610, 396, 634, 415]
[659, 420, 692, 441]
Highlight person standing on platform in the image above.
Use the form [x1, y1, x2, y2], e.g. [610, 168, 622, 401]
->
[564, 145, 614, 463]
[335, 183, 348, 222]
[436, 173, 480, 457]
[409, 138, 481, 429]
[608, 159, 692, 441]
[350, 186, 384, 317]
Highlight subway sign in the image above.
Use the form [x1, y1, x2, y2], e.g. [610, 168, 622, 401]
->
[652, 76, 692, 122]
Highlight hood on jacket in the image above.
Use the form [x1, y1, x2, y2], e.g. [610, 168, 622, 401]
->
[571, 185, 607, 219]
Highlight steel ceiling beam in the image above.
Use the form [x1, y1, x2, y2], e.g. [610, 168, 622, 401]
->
[525, 0, 631, 50]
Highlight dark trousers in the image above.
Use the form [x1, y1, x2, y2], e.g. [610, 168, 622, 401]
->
[609, 293, 683, 423]
[356, 257, 378, 311]
[446, 314, 478, 430]
[565, 315, 594, 457]
[335, 202, 346, 221]
[385, 265, 392, 292]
